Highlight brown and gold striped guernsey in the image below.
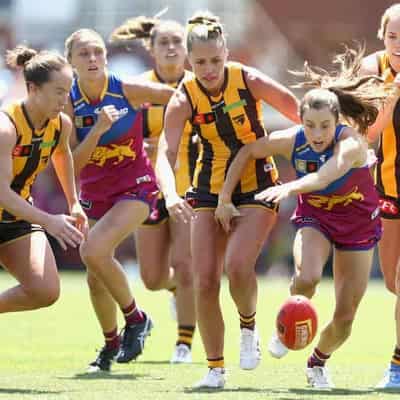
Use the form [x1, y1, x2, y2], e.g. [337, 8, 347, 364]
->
[141, 69, 199, 197]
[376, 52, 400, 198]
[0, 102, 62, 222]
[182, 61, 278, 195]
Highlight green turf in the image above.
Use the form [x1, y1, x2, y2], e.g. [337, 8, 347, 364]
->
[0, 271, 397, 399]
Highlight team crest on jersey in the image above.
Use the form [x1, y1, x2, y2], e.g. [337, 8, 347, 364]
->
[193, 112, 217, 125]
[232, 114, 246, 125]
[306, 161, 318, 172]
[12, 144, 33, 157]
[89, 139, 136, 167]
[295, 159, 307, 173]
[75, 115, 95, 128]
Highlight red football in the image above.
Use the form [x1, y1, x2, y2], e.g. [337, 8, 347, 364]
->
[276, 295, 318, 350]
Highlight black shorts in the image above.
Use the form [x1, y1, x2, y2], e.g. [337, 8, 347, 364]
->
[142, 197, 169, 226]
[378, 194, 400, 219]
[0, 220, 44, 246]
[186, 189, 279, 212]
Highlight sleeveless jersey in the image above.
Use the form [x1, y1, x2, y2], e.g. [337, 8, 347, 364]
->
[141, 69, 198, 197]
[291, 124, 380, 222]
[1, 102, 61, 222]
[70, 71, 156, 201]
[376, 51, 400, 198]
[182, 61, 278, 195]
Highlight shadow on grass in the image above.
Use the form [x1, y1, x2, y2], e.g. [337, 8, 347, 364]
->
[287, 387, 376, 396]
[183, 387, 384, 397]
[138, 360, 203, 366]
[58, 372, 150, 381]
[374, 388, 400, 395]
[184, 386, 268, 394]
[0, 388, 64, 395]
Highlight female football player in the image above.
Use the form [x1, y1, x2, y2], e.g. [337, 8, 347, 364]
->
[156, 11, 299, 388]
[64, 28, 174, 372]
[110, 15, 197, 364]
[0, 45, 86, 316]
[217, 46, 387, 389]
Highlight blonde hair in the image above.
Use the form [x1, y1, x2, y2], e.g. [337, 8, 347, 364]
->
[64, 29, 106, 62]
[186, 11, 225, 53]
[6, 44, 70, 89]
[378, 3, 400, 40]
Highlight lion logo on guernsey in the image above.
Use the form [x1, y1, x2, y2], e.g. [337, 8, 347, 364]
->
[307, 186, 364, 211]
[90, 139, 136, 167]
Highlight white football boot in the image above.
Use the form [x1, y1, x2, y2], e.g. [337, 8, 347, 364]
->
[240, 328, 261, 370]
[170, 344, 192, 364]
[268, 331, 289, 359]
[306, 366, 334, 389]
[193, 368, 226, 389]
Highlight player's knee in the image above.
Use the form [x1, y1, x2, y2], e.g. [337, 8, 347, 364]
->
[384, 278, 397, 295]
[195, 276, 220, 297]
[293, 274, 320, 293]
[225, 258, 253, 285]
[80, 240, 108, 269]
[333, 310, 356, 331]
[142, 274, 165, 291]
[172, 259, 193, 288]
[27, 283, 60, 308]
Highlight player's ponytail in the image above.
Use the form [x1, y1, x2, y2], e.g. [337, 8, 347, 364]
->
[294, 44, 392, 135]
[110, 14, 184, 53]
[6, 44, 69, 90]
[6, 45, 37, 68]
[110, 16, 158, 49]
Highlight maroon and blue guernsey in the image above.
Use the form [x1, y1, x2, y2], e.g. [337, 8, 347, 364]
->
[291, 124, 381, 250]
[70, 72, 157, 204]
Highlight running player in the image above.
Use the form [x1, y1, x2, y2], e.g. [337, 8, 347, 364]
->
[0, 45, 86, 318]
[217, 46, 386, 389]
[110, 15, 197, 364]
[64, 28, 174, 372]
[156, 11, 299, 388]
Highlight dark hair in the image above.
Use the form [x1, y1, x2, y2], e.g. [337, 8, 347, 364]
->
[110, 16, 183, 51]
[186, 11, 225, 53]
[6, 44, 70, 89]
[293, 44, 391, 134]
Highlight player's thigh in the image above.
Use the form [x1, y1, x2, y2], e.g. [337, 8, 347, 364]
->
[378, 218, 400, 289]
[135, 223, 170, 276]
[224, 207, 277, 274]
[169, 216, 191, 272]
[88, 200, 149, 251]
[292, 227, 331, 281]
[0, 231, 59, 290]
[191, 211, 225, 284]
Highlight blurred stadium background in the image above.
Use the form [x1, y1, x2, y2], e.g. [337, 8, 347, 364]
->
[0, 0, 393, 276]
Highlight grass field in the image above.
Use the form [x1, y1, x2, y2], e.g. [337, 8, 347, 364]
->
[0, 270, 397, 400]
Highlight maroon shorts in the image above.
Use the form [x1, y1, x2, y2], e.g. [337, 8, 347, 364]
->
[292, 211, 382, 251]
[80, 184, 159, 220]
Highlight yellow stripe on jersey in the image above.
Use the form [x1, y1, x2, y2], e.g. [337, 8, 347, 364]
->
[0, 102, 61, 222]
[376, 52, 400, 198]
[182, 61, 278, 195]
[142, 69, 199, 196]
[78, 70, 109, 104]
